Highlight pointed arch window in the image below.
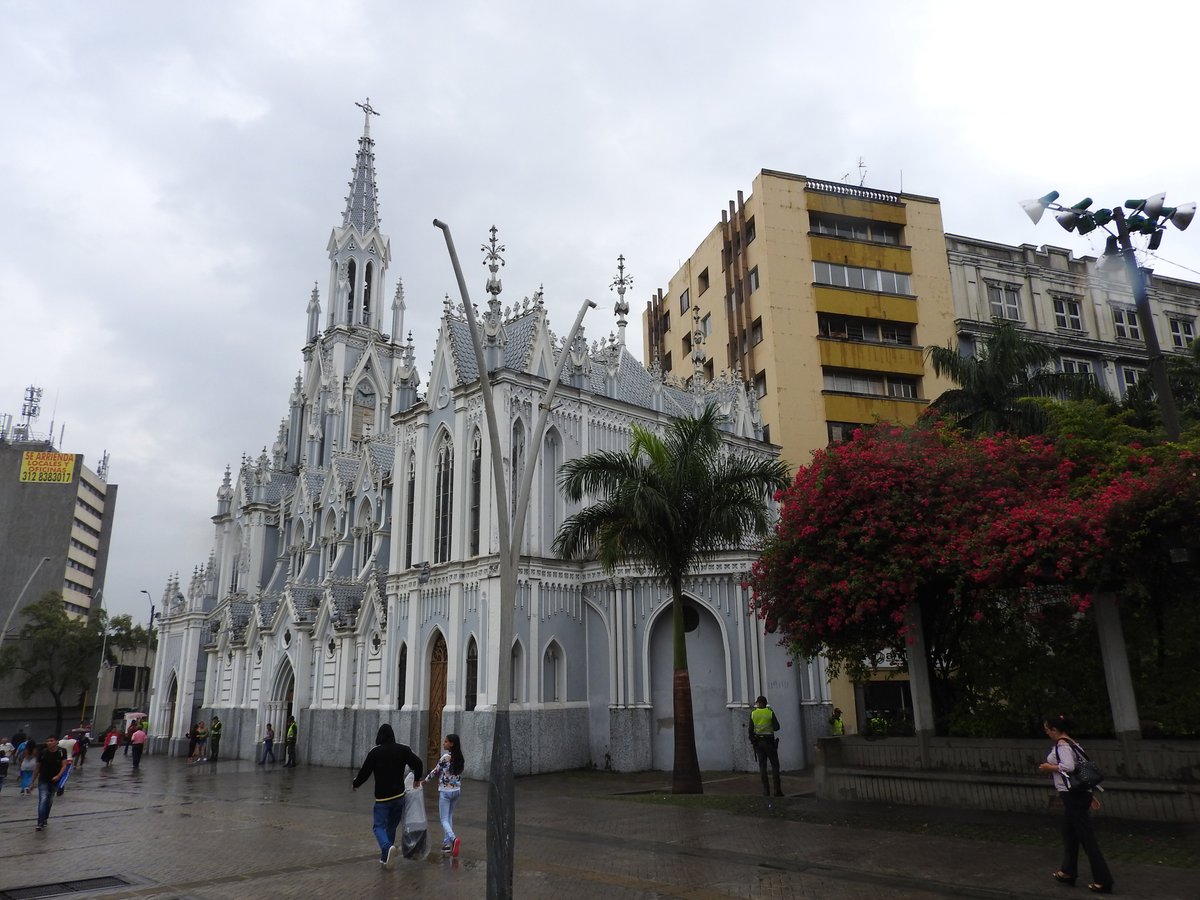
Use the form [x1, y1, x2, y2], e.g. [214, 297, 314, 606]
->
[511, 640, 525, 704]
[362, 261, 374, 325]
[357, 508, 373, 572]
[346, 259, 358, 322]
[469, 431, 482, 556]
[542, 640, 564, 703]
[433, 437, 454, 564]
[510, 420, 525, 526]
[351, 380, 377, 442]
[397, 642, 408, 707]
[465, 638, 478, 712]
[542, 430, 560, 546]
[404, 455, 416, 569]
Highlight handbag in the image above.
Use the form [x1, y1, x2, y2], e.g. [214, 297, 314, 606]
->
[1055, 740, 1104, 791]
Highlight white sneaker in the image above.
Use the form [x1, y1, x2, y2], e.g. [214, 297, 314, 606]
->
[384, 845, 397, 869]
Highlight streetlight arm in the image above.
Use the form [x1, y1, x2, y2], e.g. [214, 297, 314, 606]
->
[0, 556, 51, 652]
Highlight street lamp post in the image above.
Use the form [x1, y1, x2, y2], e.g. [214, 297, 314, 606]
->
[434, 219, 595, 900]
[139, 589, 155, 716]
[0, 556, 51, 652]
[91, 590, 109, 730]
[1021, 191, 1196, 441]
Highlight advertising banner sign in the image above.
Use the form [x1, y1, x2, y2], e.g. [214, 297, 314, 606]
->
[19, 451, 76, 484]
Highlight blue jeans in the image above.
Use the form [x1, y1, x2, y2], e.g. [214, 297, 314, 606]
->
[37, 780, 55, 825]
[439, 789, 460, 845]
[372, 797, 405, 858]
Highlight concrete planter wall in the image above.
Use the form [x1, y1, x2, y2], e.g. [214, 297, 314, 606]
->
[815, 736, 1200, 822]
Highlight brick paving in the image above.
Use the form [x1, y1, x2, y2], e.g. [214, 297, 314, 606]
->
[0, 757, 1194, 898]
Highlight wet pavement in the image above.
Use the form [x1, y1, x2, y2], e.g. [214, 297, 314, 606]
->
[0, 756, 1194, 898]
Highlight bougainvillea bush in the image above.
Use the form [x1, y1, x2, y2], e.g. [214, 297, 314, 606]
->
[749, 419, 1200, 736]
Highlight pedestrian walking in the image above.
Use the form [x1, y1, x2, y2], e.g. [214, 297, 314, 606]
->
[259, 723, 276, 764]
[130, 724, 147, 770]
[0, 747, 9, 794]
[423, 733, 465, 856]
[124, 720, 136, 756]
[283, 715, 298, 767]
[33, 736, 69, 830]
[18, 741, 38, 793]
[351, 723, 425, 868]
[748, 695, 783, 797]
[209, 715, 223, 761]
[1039, 713, 1114, 894]
[100, 728, 121, 766]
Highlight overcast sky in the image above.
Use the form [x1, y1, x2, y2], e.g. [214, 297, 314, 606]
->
[3, 2, 1198, 624]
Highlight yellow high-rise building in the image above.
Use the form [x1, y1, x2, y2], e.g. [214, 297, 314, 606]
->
[646, 170, 957, 461]
[643, 170, 959, 732]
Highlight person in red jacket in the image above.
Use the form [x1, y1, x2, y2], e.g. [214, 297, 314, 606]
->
[352, 724, 424, 868]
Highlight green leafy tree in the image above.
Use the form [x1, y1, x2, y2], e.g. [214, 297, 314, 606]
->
[553, 406, 790, 793]
[926, 321, 1111, 436]
[0, 591, 106, 734]
[105, 613, 156, 657]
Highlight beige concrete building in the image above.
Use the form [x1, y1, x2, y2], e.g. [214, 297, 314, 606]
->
[643, 170, 960, 732]
[945, 235, 1200, 397]
[644, 170, 958, 470]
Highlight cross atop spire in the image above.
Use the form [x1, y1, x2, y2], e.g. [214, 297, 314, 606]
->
[342, 98, 381, 234]
[355, 97, 380, 136]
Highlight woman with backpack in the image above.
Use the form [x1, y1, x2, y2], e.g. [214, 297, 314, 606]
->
[1038, 713, 1113, 894]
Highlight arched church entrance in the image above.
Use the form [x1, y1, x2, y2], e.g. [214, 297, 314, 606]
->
[426, 633, 447, 770]
[648, 599, 730, 771]
[266, 658, 296, 750]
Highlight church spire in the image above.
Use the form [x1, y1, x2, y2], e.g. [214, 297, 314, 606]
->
[343, 98, 381, 235]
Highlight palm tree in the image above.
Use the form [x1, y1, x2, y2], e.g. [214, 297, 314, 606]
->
[926, 322, 1112, 436]
[553, 405, 790, 794]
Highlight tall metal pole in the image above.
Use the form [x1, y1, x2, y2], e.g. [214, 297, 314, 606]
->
[0, 556, 51, 652]
[1111, 207, 1182, 440]
[434, 219, 594, 900]
[139, 590, 154, 714]
[91, 590, 109, 729]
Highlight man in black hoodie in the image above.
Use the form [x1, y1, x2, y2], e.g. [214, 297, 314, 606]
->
[352, 724, 424, 868]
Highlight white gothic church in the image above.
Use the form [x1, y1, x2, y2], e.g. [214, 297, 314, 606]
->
[148, 106, 829, 776]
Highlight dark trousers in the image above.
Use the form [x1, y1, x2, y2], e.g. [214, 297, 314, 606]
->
[754, 738, 782, 796]
[1058, 791, 1113, 887]
[131, 744, 144, 769]
[210, 736, 221, 761]
[285, 740, 296, 767]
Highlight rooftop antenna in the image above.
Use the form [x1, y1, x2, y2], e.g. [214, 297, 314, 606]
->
[97, 450, 110, 482]
[858, 157, 868, 187]
[20, 384, 42, 432]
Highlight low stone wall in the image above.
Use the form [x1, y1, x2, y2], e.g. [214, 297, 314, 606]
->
[815, 736, 1200, 822]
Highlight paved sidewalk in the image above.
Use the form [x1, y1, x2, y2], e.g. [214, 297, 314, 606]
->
[0, 758, 1193, 898]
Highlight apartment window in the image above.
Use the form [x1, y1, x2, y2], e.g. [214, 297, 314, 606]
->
[747, 266, 760, 294]
[814, 262, 911, 295]
[1112, 308, 1141, 340]
[1060, 357, 1096, 381]
[827, 421, 863, 443]
[662, 351, 672, 373]
[744, 217, 756, 244]
[661, 311, 670, 333]
[1169, 317, 1195, 349]
[988, 284, 1022, 321]
[754, 371, 768, 398]
[810, 214, 901, 245]
[751, 317, 763, 345]
[1120, 366, 1145, 397]
[679, 288, 690, 315]
[818, 314, 912, 346]
[761, 424, 770, 442]
[682, 333, 692, 354]
[1053, 297, 1084, 331]
[823, 370, 918, 399]
[698, 268, 710, 295]
[703, 359, 714, 381]
[701, 313, 712, 336]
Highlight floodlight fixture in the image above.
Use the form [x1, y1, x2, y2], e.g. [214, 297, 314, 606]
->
[1143, 192, 1167, 219]
[1170, 201, 1196, 231]
[1148, 230, 1164, 251]
[1055, 210, 1079, 232]
[1019, 190, 1061, 225]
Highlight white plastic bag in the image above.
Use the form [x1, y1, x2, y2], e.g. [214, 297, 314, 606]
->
[400, 772, 427, 858]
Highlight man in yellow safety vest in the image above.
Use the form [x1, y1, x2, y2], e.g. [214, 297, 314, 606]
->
[748, 695, 783, 797]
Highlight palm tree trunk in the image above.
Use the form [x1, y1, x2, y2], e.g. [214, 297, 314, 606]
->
[671, 586, 703, 794]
